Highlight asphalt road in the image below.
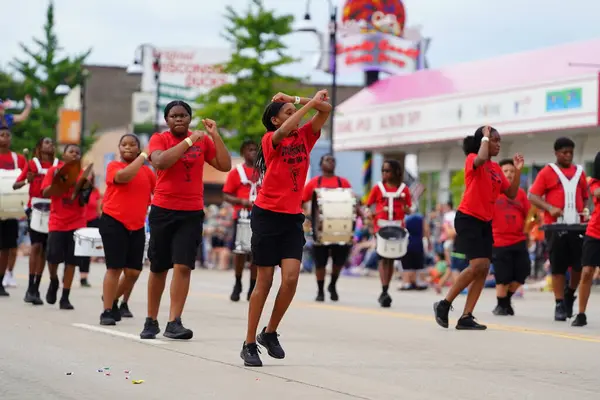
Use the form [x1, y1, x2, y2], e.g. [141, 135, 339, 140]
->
[1, 257, 600, 400]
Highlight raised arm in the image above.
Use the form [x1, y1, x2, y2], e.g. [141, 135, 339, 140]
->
[473, 126, 491, 168]
[270, 94, 319, 146]
[272, 90, 332, 135]
[13, 95, 32, 123]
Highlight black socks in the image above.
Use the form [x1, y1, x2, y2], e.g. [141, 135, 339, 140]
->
[317, 279, 325, 294]
[382, 285, 389, 294]
[61, 288, 71, 301]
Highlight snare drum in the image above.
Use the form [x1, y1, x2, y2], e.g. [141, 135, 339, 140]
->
[311, 188, 356, 245]
[376, 225, 409, 259]
[0, 169, 28, 219]
[234, 214, 252, 254]
[30, 198, 51, 233]
[73, 227, 105, 257]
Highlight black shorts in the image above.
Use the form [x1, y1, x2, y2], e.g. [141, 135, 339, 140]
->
[581, 235, 600, 267]
[25, 209, 48, 247]
[99, 213, 146, 271]
[453, 211, 493, 261]
[400, 249, 425, 270]
[148, 205, 204, 273]
[0, 219, 19, 250]
[47, 230, 81, 265]
[545, 230, 583, 274]
[313, 245, 351, 268]
[250, 205, 305, 267]
[492, 241, 530, 284]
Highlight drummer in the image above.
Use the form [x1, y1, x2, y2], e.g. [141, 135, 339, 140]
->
[302, 154, 352, 302]
[0, 126, 27, 297]
[366, 159, 412, 308]
[14, 137, 57, 304]
[223, 139, 259, 302]
[529, 137, 588, 321]
[40, 144, 90, 310]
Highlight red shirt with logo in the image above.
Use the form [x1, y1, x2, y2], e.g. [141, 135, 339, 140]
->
[223, 164, 260, 219]
[254, 122, 320, 214]
[492, 188, 530, 247]
[458, 153, 510, 222]
[102, 161, 156, 231]
[367, 183, 412, 232]
[148, 131, 216, 211]
[40, 163, 87, 232]
[585, 179, 600, 240]
[85, 188, 101, 222]
[529, 164, 588, 224]
[302, 175, 352, 203]
[15, 158, 58, 208]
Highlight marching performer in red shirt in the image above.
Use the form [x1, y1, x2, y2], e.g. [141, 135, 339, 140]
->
[100, 134, 156, 325]
[302, 154, 352, 302]
[141, 101, 231, 340]
[529, 137, 588, 321]
[434, 126, 523, 330]
[571, 152, 600, 327]
[0, 126, 27, 297]
[491, 159, 531, 316]
[14, 137, 57, 304]
[366, 159, 411, 308]
[41, 144, 89, 310]
[223, 139, 260, 302]
[241, 90, 331, 367]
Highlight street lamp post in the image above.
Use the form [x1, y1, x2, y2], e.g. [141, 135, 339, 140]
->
[127, 44, 162, 134]
[303, 0, 337, 156]
[80, 69, 89, 141]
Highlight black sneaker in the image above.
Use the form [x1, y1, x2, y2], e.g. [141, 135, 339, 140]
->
[256, 327, 285, 359]
[230, 282, 242, 302]
[571, 313, 587, 327]
[492, 304, 509, 316]
[240, 342, 262, 367]
[0, 286, 10, 297]
[506, 302, 515, 316]
[111, 301, 122, 322]
[32, 292, 44, 306]
[119, 302, 133, 318]
[378, 292, 392, 308]
[554, 302, 568, 321]
[81, 279, 91, 288]
[163, 317, 193, 340]
[433, 300, 453, 328]
[564, 292, 577, 318]
[315, 292, 325, 302]
[46, 279, 59, 304]
[100, 310, 116, 326]
[140, 318, 160, 339]
[456, 313, 487, 330]
[24, 291, 36, 303]
[328, 284, 339, 302]
[59, 299, 74, 310]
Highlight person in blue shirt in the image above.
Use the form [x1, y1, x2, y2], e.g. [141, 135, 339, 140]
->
[399, 210, 429, 290]
[0, 96, 32, 128]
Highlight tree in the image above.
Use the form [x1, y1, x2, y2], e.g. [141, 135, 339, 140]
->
[10, 0, 91, 153]
[195, 0, 309, 151]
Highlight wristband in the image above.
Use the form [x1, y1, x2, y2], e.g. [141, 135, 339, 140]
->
[140, 152, 148, 160]
[294, 96, 301, 105]
[184, 137, 193, 147]
[481, 136, 490, 142]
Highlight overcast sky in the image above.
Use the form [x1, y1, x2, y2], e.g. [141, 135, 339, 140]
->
[2, 0, 600, 86]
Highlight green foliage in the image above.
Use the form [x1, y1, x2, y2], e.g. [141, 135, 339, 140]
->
[449, 170, 465, 207]
[195, 0, 309, 150]
[9, 1, 91, 152]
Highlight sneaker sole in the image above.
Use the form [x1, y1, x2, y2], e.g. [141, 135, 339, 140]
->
[433, 303, 449, 328]
[456, 325, 487, 330]
[257, 336, 285, 359]
[140, 332, 159, 340]
[100, 320, 116, 326]
[240, 352, 263, 367]
[163, 332, 193, 340]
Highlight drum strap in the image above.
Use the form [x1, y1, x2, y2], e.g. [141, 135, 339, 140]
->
[548, 163, 583, 224]
[377, 181, 406, 221]
[236, 164, 261, 202]
[317, 176, 342, 188]
[11, 152, 18, 169]
[32, 157, 59, 174]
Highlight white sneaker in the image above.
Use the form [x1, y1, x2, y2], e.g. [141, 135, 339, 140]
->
[2, 272, 9, 287]
[4, 271, 17, 288]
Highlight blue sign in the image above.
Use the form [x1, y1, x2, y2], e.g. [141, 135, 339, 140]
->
[545, 88, 582, 112]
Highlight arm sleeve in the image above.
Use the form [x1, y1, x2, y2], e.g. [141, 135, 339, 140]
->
[41, 166, 54, 190]
[366, 185, 380, 206]
[403, 186, 412, 207]
[529, 167, 548, 197]
[203, 135, 217, 162]
[105, 162, 119, 185]
[148, 134, 166, 161]
[580, 171, 590, 201]
[300, 121, 320, 151]
[223, 169, 240, 196]
[15, 162, 29, 182]
[302, 178, 316, 203]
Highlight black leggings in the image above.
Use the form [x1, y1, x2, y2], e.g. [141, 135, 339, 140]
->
[79, 218, 100, 273]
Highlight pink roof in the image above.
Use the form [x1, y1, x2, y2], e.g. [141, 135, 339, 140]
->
[340, 38, 600, 110]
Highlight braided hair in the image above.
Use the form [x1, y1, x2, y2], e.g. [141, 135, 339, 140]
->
[254, 102, 286, 180]
[33, 137, 54, 160]
[383, 159, 404, 186]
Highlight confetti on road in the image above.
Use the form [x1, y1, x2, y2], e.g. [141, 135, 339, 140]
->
[132, 380, 144, 385]
[65, 372, 73, 376]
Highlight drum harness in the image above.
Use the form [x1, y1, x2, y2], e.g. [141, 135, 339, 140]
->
[376, 181, 406, 227]
[547, 163, 584, 236]
[32, 157, 59, 175]
[236, 164, 260, 220]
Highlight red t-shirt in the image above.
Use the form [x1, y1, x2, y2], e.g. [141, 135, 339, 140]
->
[0, 152, 26, 171]
[458, 153, 510, 222]
[585, 179, 600, 240]
[222, 164, 260, 219]
[529, 164, 589, 224]
[15, 158, 58, 208]
[148, 131, 216, 211]
[366, 183, 412, 232]
[85, 188, 101, 222]
[254, 122, 320, 214]
[492, 188, 530, 247]
[302, 175, 352, 203]
[102, 161, 156, 231]
[40, 164, 87, 232]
